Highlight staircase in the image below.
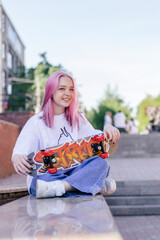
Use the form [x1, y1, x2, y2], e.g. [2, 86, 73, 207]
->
[110, 133, 160, 158]
[105, 180, 160, 216]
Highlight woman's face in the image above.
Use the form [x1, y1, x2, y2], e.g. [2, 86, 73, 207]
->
[52, 76, 74, 114]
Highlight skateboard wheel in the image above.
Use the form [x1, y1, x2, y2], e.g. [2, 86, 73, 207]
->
[100, 152, 109, 159]
[94, 135, 104, 142]
[48, 167, 57, 174]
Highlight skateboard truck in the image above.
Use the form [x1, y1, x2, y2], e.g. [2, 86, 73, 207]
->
[91, 135, 109, 159]
[40, 150, 58, 174]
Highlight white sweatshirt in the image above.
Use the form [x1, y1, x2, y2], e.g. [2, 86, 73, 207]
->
[12, 111, 102, 190]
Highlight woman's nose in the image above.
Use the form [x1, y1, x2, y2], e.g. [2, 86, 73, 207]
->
[64, 89, 70, 95]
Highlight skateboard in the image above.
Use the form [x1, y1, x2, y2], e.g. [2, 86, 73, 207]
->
[27, 134, 118, 177]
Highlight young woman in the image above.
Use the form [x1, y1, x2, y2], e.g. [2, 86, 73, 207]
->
[12, 71, 120, 198]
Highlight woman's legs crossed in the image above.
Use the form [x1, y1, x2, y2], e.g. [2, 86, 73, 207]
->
[30, 156, 110, 198]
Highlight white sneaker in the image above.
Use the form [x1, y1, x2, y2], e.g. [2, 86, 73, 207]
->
[36, 180, 66, 199]
[100, 178, 116, 195]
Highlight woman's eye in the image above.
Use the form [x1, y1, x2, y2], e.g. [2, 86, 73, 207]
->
[70, 88, 74, 91]
[59, 88, 65, 90]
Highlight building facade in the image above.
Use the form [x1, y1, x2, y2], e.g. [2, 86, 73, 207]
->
[0, 2, 25, 112]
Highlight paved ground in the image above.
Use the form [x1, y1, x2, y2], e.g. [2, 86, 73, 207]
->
[115, 215, 160, 240]
[1, 157, 160, 240]
[108, 157, 160, 181]
[0, 173, 27, 189]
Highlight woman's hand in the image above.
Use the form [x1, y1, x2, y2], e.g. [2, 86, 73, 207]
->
[12, 154, 31, 175]
[103, 124, 120, 143]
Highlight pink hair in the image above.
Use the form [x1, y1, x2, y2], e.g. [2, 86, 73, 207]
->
[41, 71, 80, 128]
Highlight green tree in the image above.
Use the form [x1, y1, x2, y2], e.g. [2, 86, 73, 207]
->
[85, 85, 131, 130]
[33, 54, 65, 109]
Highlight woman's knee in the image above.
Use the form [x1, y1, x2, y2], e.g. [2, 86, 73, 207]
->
[92, 156, 109, 170]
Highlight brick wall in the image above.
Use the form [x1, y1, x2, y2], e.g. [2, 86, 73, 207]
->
[0, 120, 20, 178]
[0, 111, 34, 130]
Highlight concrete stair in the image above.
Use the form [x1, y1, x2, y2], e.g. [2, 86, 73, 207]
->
[110, 133, 160, 158]
[105, 180, 160, 216]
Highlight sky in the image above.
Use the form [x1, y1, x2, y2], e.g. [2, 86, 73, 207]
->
[2, 0, 160, 116]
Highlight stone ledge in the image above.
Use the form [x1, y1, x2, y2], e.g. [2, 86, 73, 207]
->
[0, 186, 28, 206]
[0, 185, 28, 194]
[0, 194, 123, 240]
[0, 191, 28, 199]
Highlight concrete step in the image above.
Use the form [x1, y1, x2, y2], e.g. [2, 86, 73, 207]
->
[110, 133, 160, 158]
[113, 186, 160, 196]
[105, 195, 160, 216]
[105, 180, 160, 216]
[109, 205, 160, 216]
[112, 180, 160, 196]
[105, 196, 160, 206]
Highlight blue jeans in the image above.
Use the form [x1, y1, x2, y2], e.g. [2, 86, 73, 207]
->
[30, 156, 110, 196]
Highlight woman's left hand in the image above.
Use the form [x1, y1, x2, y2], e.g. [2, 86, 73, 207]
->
[103, 124, 120, 143]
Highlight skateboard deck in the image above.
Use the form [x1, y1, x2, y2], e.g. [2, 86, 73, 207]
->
[27, 134, 118, 177]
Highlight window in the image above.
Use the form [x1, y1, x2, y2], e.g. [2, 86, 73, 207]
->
[7, 51, 13, 69]
[8, 23, 23, 57]
[2, 13, 6, 32]
[7, 84, 12, 95]
[2, 71, 6, 88]
[2, 42, 6, 59]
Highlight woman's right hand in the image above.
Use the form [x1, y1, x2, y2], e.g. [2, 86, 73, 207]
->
[12, 154, 31, 175]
